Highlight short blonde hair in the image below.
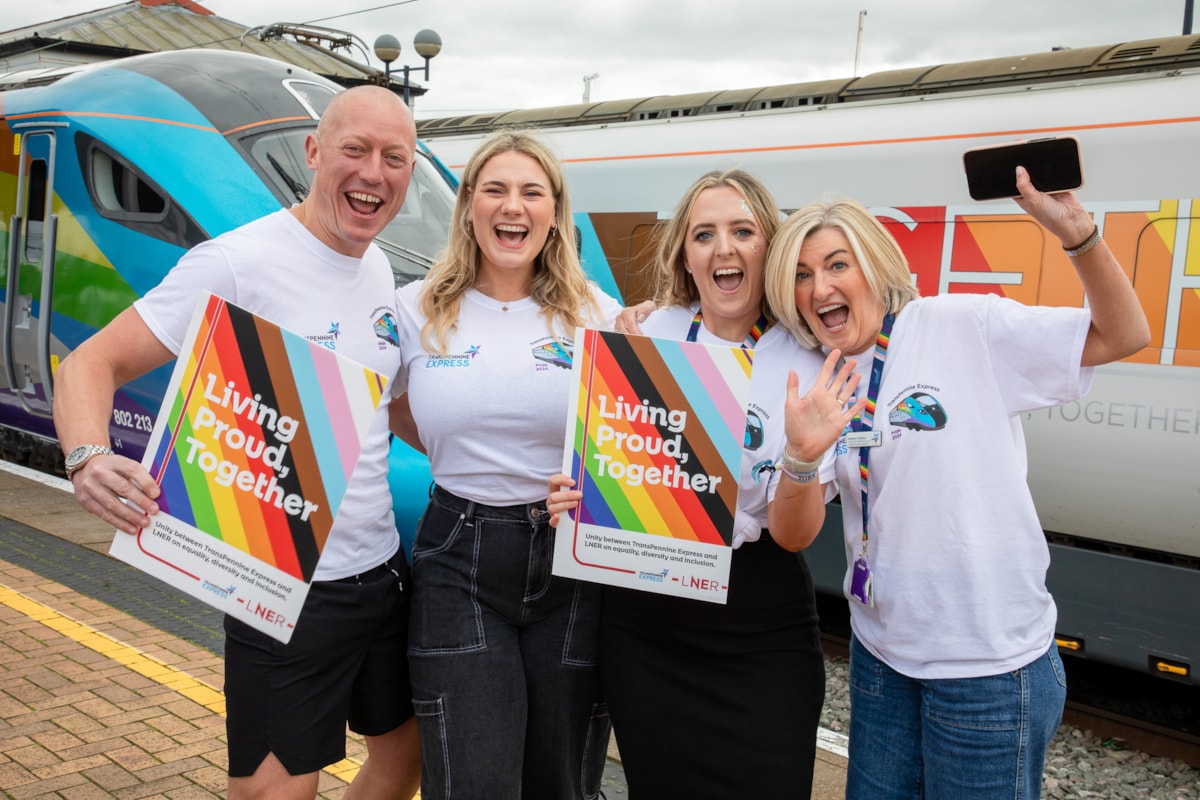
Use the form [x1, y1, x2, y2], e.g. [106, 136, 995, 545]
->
[765, 197, 919, 349]
[419, 129, 598, 352]
[653, 168, 782, 321]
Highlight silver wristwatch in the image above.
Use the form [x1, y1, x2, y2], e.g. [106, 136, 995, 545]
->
[64, 444, 114, 478]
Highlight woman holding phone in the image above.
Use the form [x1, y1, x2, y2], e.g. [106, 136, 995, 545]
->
[762, 166, 1149, 800]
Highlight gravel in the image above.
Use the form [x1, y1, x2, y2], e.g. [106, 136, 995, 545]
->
[821, 655, 1200, 799]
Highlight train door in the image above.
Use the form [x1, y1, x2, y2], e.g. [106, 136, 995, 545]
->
[2, 126, 61, 421]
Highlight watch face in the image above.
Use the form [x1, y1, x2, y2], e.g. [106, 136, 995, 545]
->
[65, 446, 93, 467]
[65, 445, 111, 474]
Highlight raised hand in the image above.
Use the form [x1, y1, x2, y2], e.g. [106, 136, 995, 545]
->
[782, 349, 868, 463]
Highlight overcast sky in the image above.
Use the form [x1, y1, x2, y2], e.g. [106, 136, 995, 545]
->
[9, 0, 1196, 118]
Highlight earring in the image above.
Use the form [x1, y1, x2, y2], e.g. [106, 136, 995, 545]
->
[549, 226, 558, 238]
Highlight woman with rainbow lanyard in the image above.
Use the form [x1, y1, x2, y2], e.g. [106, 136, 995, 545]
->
[552, 167, 861, 798]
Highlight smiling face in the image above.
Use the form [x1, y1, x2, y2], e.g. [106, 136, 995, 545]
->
[467, 150, 557, 288]
[682, 186, 768, 341]
[301, 87, 416, 257]
[793, 227, 886, 355]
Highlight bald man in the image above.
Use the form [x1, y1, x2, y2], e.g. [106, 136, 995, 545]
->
[53, 86, 421, 800]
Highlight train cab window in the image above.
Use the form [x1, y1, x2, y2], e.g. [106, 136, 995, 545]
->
[244, 126, 311, 204]
[77, 134, 208, 250]
[282, 79, 337, 119]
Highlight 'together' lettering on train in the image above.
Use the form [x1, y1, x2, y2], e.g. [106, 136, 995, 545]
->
[591, 394, 723, 493]
[180, 373, 319, 521]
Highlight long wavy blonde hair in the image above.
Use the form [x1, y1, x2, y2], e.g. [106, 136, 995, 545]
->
[419, 130, 600, 352]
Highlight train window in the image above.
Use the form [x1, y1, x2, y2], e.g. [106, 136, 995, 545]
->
[77, 134, 208, 250]
[243, 126, 311, 204]
[283, 80, 338, 120]
[373, 152, 456, 285]
[23, 159, 47, 263]
[89, 149, 165, 216]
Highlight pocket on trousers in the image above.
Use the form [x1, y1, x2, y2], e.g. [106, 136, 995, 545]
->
[581, 701, 611, 800]
[561, 582, 601, 666]
[411, 500, 465, 561]
[409, 507, 486, 654]
[849, 641, 885, 698]
[413, 697, 449, 800]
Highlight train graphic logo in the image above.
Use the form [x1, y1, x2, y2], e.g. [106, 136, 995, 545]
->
[373, 312, 400, 347]
[744, 410, 764, 450]
[532, 341, 574, 369]
[888, 392, 948, 431]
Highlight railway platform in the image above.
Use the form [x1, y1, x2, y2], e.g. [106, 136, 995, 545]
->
[0, 463, 848, 797]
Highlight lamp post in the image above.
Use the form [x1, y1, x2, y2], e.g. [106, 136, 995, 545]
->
[373, 30, 442, 107]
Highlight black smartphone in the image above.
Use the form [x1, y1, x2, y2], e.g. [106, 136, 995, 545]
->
[962, 137, 1083, 200]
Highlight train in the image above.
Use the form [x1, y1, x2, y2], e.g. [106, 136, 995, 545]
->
[0, 48, 456, 534]
[415, 34, 1200, 684]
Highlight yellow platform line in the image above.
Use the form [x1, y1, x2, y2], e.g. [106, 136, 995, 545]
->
[0, 583, 364, 784]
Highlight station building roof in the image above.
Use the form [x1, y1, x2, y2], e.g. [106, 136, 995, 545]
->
[0, 0, 420, 96]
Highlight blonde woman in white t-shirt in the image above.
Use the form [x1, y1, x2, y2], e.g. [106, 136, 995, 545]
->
[550, 168, 863, 799]
[390, 130, 620, 800]
[762, 176, 1149, 800]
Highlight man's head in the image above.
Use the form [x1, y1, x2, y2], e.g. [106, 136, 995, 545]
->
[298, 86, 417, 257]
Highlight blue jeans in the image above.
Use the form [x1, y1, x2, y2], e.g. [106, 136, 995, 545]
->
[846, 635, 1066, 800]
[408, 487, 609, 800]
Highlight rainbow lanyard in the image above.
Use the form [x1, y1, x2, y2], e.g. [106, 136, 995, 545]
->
[852, 313, 895, 550]
[686, 310, 769, 349]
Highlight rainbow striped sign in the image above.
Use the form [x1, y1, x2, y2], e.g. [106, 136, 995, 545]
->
[552, 329, 750, 603]
[110, 294, 388, 642]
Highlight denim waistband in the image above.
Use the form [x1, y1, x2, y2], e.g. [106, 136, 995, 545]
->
[433, 485, 550, 526]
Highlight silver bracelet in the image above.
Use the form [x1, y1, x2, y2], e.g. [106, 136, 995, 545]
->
[1063, 225, 1102, 258]
[779, 447, 821, 475]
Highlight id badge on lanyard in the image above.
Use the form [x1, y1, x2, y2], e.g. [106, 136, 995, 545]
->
[849, 313, 894, 608]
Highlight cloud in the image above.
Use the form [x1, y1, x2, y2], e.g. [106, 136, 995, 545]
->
[8, 0, 1193, 117]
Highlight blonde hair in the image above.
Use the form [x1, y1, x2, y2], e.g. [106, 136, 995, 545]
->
[653, 168, 782, 322]
[765, 197, 920, 349]
[419, 129, 599, 352]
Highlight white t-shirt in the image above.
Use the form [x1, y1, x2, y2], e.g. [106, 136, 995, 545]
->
[134, 209, 403, 581]
[641, 305, 831, 548]
[832, 294, 1093, 679]
[394, 283, 621, 506]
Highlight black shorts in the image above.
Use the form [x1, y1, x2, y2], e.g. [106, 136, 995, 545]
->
[223, 555, 413, 777]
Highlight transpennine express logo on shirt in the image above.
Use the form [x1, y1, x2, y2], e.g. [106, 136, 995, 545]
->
[308, 322, 341, 351]
[424, 345, 480, 369]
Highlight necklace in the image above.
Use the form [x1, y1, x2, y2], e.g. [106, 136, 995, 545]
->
[474, 283, 530, 312]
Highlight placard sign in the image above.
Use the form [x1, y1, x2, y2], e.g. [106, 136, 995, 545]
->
[110, 294, 387, 642]
[552, 329, 750, 604]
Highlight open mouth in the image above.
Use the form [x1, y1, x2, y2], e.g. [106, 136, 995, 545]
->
[346, 190, 383, 216]
[496, 223, 530, 247]
[714, 267, 744, 292]
[817, 303, 850, 330]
